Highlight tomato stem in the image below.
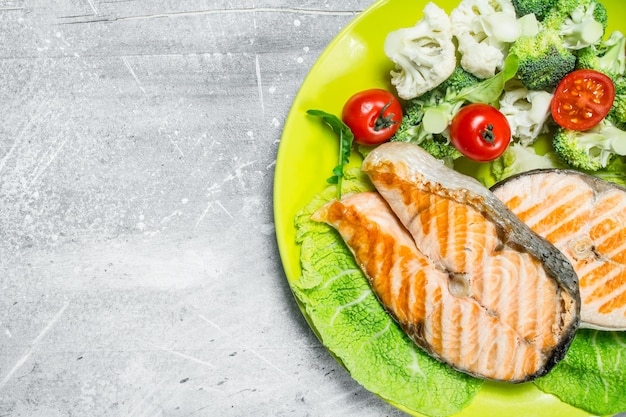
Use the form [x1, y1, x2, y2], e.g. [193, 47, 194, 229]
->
[374, 101, 399, 131]
[481, 124, 495, 144]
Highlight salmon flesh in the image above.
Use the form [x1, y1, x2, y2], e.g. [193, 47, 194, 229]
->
[314, 142, 580, 382]
[492, 169, 626, 331]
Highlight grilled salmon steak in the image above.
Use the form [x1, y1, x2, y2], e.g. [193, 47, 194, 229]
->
[492, 169, 626, 331]
[314, 142, 580, 382]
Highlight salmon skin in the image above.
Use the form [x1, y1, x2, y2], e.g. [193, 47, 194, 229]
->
[314, 142, 580, 382]
[492, 169, 626, 331]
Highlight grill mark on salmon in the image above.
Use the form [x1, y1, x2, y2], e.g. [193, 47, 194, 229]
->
[312, 143, 579, 382]
[599, 289, 626, 314]
[492, 169, 626, 330]
[313, 191, 556, 382]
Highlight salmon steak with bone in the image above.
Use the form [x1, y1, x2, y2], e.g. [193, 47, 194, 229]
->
[313, 142, 580, 382]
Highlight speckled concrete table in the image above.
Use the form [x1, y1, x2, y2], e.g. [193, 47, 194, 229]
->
[3, 2, 626, 417]
[0, 1, 416, 416]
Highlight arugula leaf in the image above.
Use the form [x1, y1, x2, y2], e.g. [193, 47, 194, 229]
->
[306, 109, 354, 199]
[458, 54, 520, 106]
[534, 329, 626, 415]
[293, 170, 483, 417]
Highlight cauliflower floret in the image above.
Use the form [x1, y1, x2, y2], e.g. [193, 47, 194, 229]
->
[451, 0, 523, 78]
[384, 2, 456, 100]
[499, 81, 554, 146]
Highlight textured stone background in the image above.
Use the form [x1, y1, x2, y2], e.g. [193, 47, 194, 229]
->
[2, 1, 625, 417]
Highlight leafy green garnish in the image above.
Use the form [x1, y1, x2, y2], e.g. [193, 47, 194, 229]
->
[293, 170, 483, 417]
[459, 53, 520, 105]
[534, 330, 626, 415]
[306, 109, 354, 199]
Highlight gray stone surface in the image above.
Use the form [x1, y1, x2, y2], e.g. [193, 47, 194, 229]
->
[2, 1, 625, 417]
[0, 1, 410, 416]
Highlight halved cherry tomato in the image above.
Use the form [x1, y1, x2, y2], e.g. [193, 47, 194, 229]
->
[551, 69, 615, 131]
[449, 103, 511, 162]
[342, 89, 403, 145]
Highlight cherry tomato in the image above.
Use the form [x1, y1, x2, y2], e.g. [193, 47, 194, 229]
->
[449, 103, 511, 162]
[551, 69, 615, 131]
[342, 89, 403, 145]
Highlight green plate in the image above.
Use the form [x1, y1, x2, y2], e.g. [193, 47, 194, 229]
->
[274, 1, 624, 416]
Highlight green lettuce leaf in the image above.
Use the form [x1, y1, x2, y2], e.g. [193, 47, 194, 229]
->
[458, 53, 520, 106]
[534, 330, 626, 415]
[293, 169, 483, 417]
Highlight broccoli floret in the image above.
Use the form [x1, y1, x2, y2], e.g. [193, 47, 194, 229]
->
[510, 0, 558, 21]
[576, 30, 626, 81]
[592, 155, 626, 186]
[392, 67, 483, 164]
[552, 120, 626, 171]
[393, 67, 483, 143]
[543, 0, 607, 50]
[491, 143, 564, 182]
[442, 65, 485, 92]
[393, 100, 429, 144]
[418, 136, 463, 168]
[608, 78, 626, 130]
[509, 29, 576, 90]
